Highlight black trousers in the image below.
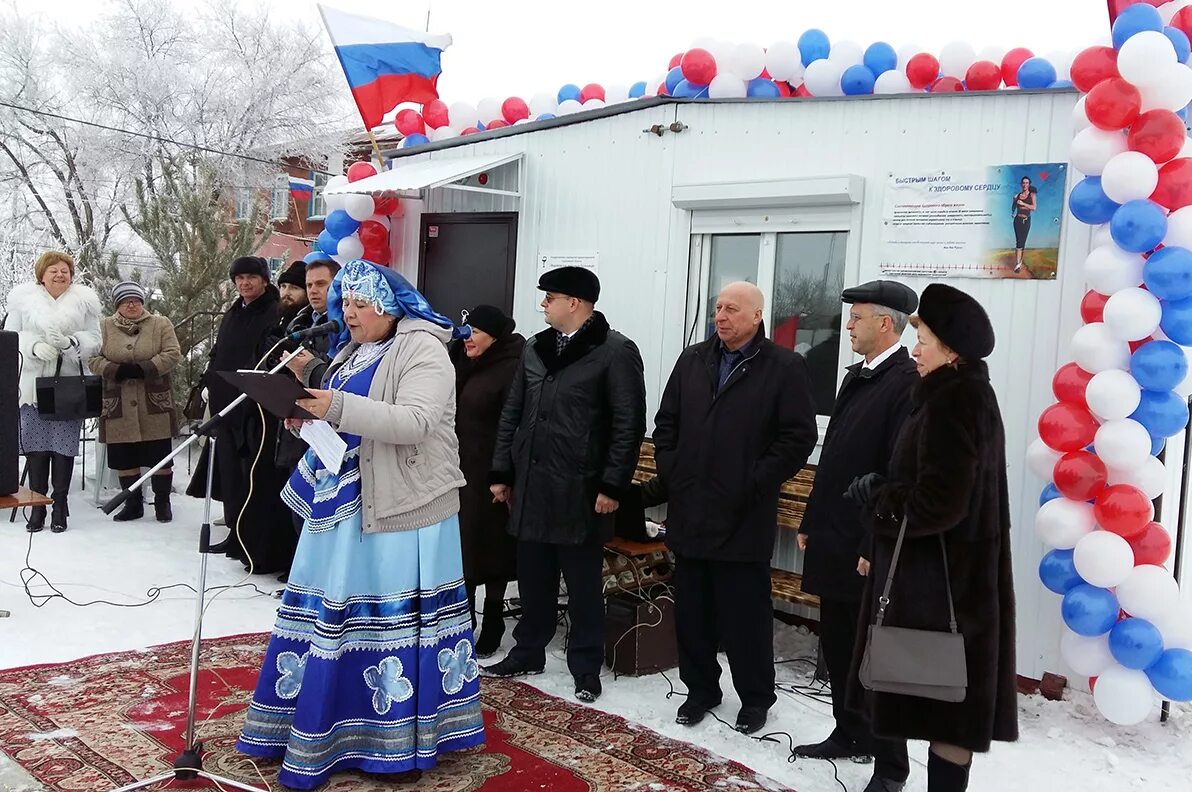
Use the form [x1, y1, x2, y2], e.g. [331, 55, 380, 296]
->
[1014, 215, 1031, 249]
[820, 597, 911, 782]
[509, 535, 605, 676]
[673, 554, 776, 710]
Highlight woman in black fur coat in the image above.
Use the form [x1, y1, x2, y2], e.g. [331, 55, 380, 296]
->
[847, 284, 1018, 792]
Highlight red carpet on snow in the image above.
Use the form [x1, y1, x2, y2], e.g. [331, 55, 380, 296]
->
[0, 633, 788, 791]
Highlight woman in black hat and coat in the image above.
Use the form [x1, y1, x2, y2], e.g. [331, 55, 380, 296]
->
[847, 284, 1017, 792]
[452, 304, 525, 657]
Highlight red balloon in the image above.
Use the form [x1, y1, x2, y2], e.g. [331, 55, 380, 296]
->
[358, 220, 388, 248]
[681, 48, 717, 86]
[1128, 521, 1173, 565]
[460, 126, 480, 136]
[372, 193, 400, 215]
[1080, 290, 1110, 324]
[362, 244, 390, 265]
[1052, 363, 1095, 410]
[795, 83, 812, 97]
[1174, 7, 1192, 40]
[1152, 158, 1192, 210]
[965, 60, 1002, 91]
[930, 76, 965, 93]
[501, 97, 530, 124]
[1089, 675, 1098, 693]
[760, 68, 772, 80]
[1128, 109, 1186, 164]
[1038, 402, 1100, 452]
[906, 53, 940, 89]
[423, 99, 450, 129]
[1001, 47, 1035, 87]
[1071, 46, 1119, 93]
[658, 82, 670, 96]
[346, 161, 377, 183]
[776, 81, 793, 97]
[1053, 450, 1109, 501]
[1129, 336, 1155, 353]
[1094, 484, 1153, 539]
[486, 119, 510, 129]
[1085, 78, 1141, 131]
[394, 108, 425, 136]
[669, 52, 683, 70]
[580, 83, 606, 103]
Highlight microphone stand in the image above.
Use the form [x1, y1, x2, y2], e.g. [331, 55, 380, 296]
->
[106, 342, 309, 792]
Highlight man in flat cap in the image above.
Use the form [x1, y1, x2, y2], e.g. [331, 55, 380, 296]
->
[795, 279, 918, 792]
[653, 281, 818, 735]
[486, 266, 646, 704]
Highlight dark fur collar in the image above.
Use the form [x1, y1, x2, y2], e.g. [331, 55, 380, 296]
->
[532, 311, 611, 373]
[913, 359, 989, 405]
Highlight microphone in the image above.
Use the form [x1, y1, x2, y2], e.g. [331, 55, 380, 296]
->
[289, 320, 341, 340]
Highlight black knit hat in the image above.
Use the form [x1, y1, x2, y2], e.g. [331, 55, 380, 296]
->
[465, 304, 515, 338]
[916, 284, 995, 360]
[537, 266, 600, 303]
[278, 260, 307, 290]
[229, 256, 270, 281]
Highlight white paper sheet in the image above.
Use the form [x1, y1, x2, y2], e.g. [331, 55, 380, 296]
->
[299, 420, 347, 475]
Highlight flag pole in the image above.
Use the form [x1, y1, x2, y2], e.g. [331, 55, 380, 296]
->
[367, 130, 386, 171]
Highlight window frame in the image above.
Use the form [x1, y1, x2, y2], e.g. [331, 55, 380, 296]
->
[308, 171, 328, 221]
[270, 174, 290, 221]
[234, 188, 252, 221]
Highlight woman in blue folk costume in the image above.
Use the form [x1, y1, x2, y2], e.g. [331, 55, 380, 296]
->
[236, 259, 485, 788]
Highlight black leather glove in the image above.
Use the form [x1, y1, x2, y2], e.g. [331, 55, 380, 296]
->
[115, 362, 144, 382]
[844, 472, 886, 506]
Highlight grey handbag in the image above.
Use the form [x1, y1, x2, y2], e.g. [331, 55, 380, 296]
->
[859, 517, 968, 703]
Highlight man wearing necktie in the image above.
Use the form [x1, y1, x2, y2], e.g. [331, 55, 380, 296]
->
[796, 280, 920, 792]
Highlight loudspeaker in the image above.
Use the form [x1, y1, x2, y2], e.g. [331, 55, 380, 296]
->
[604, 591, 677, 677]
[0, 331, 17, 495]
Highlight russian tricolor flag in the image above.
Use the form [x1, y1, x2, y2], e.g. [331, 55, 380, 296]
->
[318, 4, 452, 130]
[289, 176, 315, 201]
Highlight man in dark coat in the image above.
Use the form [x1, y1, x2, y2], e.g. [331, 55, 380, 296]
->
[795, 280, 919, 791]
[652, 281, 818, 735]
[286, 258, 340, 389]
[485, 267, 646, 704]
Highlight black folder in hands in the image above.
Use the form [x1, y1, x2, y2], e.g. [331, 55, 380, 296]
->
[216, 370, 318, 420]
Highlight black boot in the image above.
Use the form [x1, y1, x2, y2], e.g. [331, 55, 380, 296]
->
[49, 453, 73, 533]
[151, 473, 173, 523]
[113, 475, 144, 521]
[927, 751, 971, 792]
[475, 594, 506, 659]
[24, 453, 50, 533]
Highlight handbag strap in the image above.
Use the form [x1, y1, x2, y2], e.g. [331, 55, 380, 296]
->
[874, 516, 959, 633]
[52, 350, 85, 380]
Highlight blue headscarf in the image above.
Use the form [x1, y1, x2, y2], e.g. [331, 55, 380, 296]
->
[326, 260, 470, 354]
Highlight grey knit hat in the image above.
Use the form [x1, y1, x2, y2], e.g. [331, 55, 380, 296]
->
[112, 280, 146, 306]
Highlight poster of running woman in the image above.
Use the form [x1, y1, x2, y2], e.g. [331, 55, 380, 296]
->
[878, 162, 1067, 280]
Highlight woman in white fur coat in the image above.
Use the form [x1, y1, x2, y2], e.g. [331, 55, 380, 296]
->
[4, 251, 102, 533]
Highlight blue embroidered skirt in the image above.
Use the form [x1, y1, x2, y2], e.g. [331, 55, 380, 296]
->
[236, 512, 485, 789]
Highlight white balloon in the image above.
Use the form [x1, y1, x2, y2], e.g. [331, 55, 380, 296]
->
[1103, 287, 1163, 341]
[729, 43, 766, 80]
[556, 99, 583, 115]
[1072, 95, 1092, 132]
[1095, 419, 1154, 470]
[528, 93, 556, 117]
[829, 39, 864, 68]
[1028, 437, 1063, 479]
[428, 125, 459, 142]
[1140, 62, 1192, 111]
[605, 83, 630, 104]
[1118, 31, 1178, 87]
[1164, 206, 1192, 249]
[766, 41, 803, 82]
[582, 98, 607, 110]
[874, 70, 912, 94]
[1074, 531, 1136, 588]
[1071, 322, 1132, 373]
[804, 59, 844, 96]
[1180, 136, 1192, 159]
[343, 193, 375, 221]
[939, 41, 976, 77]
[1108, 455, 1168, 499]
[1118, 564, 1181, 622]
[1154, 597, 1192, 648]
[1101, 151, 1160, 204]
[336, 234, 364, 260]
[977, 46, 1004, 64]
[1086, 369, 1144, 420]
[1061, 629, 1116, 677]
[1160, 0, 1192, 25]
[1070, 127, 1129, 176]
[897, 44, 922, 71]
[1091, 223, 1114, 249]
[448, 101, 478, 130]
[1094, 665, 1157, 725]
[1036, 497, 1096, 549]
[709, 39, 735, 72]
[324, 175, 349, 211]
[1176, 345, 1192, 397]
[477, 97, 503, 124]
[513, 118, 531, 125]
[1046, 49, 1074, 82]
[708, 74, 748, 98]
[648, 74, 667, 97]
[1083, 245, 1144, 295]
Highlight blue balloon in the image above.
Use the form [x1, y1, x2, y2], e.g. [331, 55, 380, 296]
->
[672, 79, 708, 98]
[1039, 549, 1085, 595]
[747, 78, 782, 98]
[1109, 618, 1165, 670]
[1151, 432, 1167, 456]
[1146, 647, 1192, 701]
[1050, 79, 1075, 89]
[1069, 177, 1121, 225]
[1132, 340, 1190, 392]
[629, 81, 648, 98]
[664, 67, 684, 94]
[1039, 482, 1063, 506]
[1179, 106, 1189, 121]
[476, 121, 486, 131]
[323, 209, 360, 241]
[315, 229, 339, 255]
[1113, 3, 1164, 50]
[402, 132, 429, 148]
[841, 65, 877, 95]
[1062, 584, 1120, 636]
[798, 29, 831, 66]
[303, 251, 325, 264]
[536, 113, 556, 121]
[1165, 26, 1192, 63]
[1130, 388, 1189, 438]
[557, 83, 581, 103]
[1161, 295, 1192, 345]
[863, 42, 897, 75]
[1143, 245, 1192, 300]
[1111, 200, 1168, 253]
[1018, 57, 1057, 89]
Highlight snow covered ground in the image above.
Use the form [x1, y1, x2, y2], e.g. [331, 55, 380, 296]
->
[2, 475, 1191, 792]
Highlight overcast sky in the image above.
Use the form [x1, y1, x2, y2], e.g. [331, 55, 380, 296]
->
[30, 0, 1113, 112]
